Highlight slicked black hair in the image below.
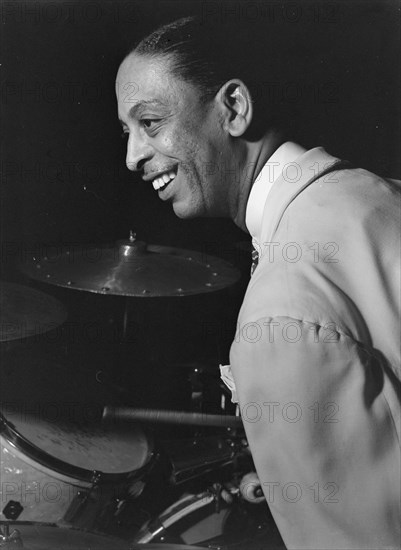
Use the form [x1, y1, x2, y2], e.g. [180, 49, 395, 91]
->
[129, 16, 304, 139]
[133, 17, 240, 102]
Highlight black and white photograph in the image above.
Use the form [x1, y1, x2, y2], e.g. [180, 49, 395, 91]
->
[1, 1, 400, 549]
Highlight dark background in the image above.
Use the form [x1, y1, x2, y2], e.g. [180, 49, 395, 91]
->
[1, 0, 400, 256]
[0, 0, 400, 397]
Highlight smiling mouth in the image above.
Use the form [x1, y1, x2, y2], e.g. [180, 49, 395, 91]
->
[152, 167, 177, 192]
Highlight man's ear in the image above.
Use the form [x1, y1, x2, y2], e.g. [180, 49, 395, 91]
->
[217, 79, 253, 137]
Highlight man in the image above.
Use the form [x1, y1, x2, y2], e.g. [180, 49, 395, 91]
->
[116, 16, 400, 549]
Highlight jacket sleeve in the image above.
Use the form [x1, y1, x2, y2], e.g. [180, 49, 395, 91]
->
[230, 315, 400, 550]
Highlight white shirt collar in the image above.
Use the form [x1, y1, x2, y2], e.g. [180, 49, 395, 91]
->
[245, 141, 307, 243]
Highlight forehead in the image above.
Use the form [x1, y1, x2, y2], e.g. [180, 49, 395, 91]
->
[116, 53, 200, 119]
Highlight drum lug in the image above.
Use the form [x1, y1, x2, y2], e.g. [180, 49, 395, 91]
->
[91, 470, 102, 484]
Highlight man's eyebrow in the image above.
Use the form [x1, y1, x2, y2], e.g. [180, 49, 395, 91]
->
[127, 99, 168, 119]
[118, 100, 169, 125]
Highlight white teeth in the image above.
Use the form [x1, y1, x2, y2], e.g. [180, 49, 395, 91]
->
[152, 170, 177, 191]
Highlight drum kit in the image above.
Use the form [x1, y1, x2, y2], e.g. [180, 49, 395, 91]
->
[0, 236, 285, 549]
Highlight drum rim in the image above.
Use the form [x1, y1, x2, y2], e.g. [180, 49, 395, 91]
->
[0, 520, 132, 546]
[0, 413, 154, 484]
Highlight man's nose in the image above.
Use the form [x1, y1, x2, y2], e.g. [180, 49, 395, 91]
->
[126, 133, 153, 172]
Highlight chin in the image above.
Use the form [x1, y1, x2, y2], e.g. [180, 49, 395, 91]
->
[172, 201, 205, 219]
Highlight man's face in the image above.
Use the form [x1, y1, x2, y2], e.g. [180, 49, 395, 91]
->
[116, 53, 239, 219]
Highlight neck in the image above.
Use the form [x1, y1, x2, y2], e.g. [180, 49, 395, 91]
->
[233, 129, 285, 232]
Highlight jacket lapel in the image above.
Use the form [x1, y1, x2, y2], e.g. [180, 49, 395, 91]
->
[258, 147, 351, 246]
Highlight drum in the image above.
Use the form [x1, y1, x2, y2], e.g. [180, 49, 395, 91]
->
[0, 521, 206, 550]
[0, 521, 131, 549]
[134, 490, 285, 550]
[0, 410, 153, 531]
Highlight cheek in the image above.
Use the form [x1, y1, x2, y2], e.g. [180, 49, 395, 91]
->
[177, 118, 204, 151]
[160, 133, 174, 150]
[176, 134, 200, 162]
[158, 128, 194, 158]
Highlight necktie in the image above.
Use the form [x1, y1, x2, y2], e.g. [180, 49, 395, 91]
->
[250, 245, 259, 276]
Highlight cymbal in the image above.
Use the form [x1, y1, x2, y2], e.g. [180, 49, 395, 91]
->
[21, 237, 240, 297]
[0, 281, 67, 341]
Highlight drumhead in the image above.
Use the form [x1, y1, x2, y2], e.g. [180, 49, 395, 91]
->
[0, 412, 153, 482]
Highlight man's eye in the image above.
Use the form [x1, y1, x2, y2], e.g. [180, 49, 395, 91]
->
[141, 119, 159, 129]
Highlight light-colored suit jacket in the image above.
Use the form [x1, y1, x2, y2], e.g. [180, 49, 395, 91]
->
[230, 148, 400, 549]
